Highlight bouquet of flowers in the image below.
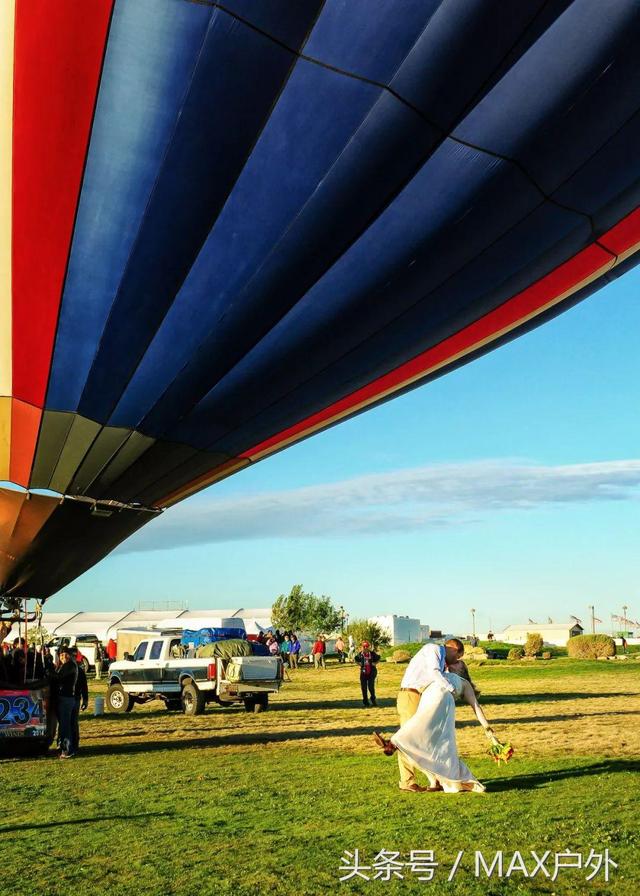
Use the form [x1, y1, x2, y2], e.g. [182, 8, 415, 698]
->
[485, 729, 515, 763]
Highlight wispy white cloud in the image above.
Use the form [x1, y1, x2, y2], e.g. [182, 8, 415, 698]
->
[120, 459, 640, 553]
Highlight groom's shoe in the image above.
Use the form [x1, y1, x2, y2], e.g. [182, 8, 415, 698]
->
[399, 783, 431, 793]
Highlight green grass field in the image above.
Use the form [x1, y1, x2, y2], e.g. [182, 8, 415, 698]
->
[1, 657, 639, 896]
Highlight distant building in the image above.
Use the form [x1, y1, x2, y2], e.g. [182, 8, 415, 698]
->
[500, 622, 584, 647]
[369, 614, 428, 646]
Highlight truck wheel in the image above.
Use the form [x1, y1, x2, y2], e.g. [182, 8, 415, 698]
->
[181, 682, 205, 716]
[107, 684, 134, 713]
[244, 698, 256, 713]
[254, 694, 269, 713]
[80, 657, 90, 674]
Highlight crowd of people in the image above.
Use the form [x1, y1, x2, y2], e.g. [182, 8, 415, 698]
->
[0, 638, 55, 683]
[251, 630, 394, 712]
[258, 629, 303, 668]
[253, 629, 375, 669]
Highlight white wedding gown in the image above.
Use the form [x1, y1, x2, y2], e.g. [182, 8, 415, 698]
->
[391, 671, 485, 793]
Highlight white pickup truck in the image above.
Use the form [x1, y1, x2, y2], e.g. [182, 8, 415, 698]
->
[106, 632, 283, 715]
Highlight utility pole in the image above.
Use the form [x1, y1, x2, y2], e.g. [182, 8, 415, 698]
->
[622, 605, 628, 636]
[471, 608, 476, 639]
[588, 605, 595, 634]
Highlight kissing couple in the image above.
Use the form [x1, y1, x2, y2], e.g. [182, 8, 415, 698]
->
[374, 638, 499, 793]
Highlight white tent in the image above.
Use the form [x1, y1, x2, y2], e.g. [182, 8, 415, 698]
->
[2, 606, 276, 644]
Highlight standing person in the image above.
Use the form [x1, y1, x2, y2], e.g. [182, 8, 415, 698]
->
[94, 643, 103, 680]
[72, 654, 89, 755]
[281, 633, 291, 667]
[392, 639, 464, 793]
[26, 644, 45, 680]
[355, 641, 380, 707]
[11, 637, 26, 682]
[11, 648, 26, 685]
[42, 645, 54, 674]
[106, 637, 117, 663]
[267, 635, 279, 656]
[0, 646, 10, 682]
[335, 635, 346, 664]
[347, 634, 356, 662]
[289, 633, 301, 669]
[54, 646, 79, 758]
[312, 636, 326, 670]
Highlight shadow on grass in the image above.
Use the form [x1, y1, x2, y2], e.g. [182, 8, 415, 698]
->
[0, 810, 174, 834]
[481, 692, 633, 705]
[487, 759, 640, 792]
[274, 698, 396, 711]
[457, 708, 640, 728]
[71, 725, 388, 757]
[96, 697, 397, 720]
[85, 705, 640, 741]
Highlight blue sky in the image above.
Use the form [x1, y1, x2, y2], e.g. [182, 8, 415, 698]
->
[56, 268, 640, 636]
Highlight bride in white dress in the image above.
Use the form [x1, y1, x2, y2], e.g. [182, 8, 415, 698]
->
[377, 671, 496, 793]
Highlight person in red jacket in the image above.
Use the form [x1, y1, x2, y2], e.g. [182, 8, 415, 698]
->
[312, 636, 326, 670]
[106, 638, 118, 662]
[355, 641, 380, 707]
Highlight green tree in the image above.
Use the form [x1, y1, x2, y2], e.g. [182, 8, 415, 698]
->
[271, 586, 342, 635]
[272, 584, 309, 632]
[27, 626, 51, 647]
[346, 618, 391, 650]
[305, 594, 342, 636]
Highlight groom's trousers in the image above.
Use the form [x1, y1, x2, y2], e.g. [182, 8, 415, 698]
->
[396, 689, 421, 788]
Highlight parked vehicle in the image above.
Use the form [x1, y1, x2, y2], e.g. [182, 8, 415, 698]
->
[106, 630, 283, 715]
[48, 635, 101, 672]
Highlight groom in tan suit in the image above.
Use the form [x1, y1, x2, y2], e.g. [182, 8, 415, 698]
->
[396, 638, 464, 792]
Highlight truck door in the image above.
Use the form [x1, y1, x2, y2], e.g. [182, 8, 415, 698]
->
[127, 640, 149, 684]
[161, 638, 182, 688]
[146, 640, 165, 685]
